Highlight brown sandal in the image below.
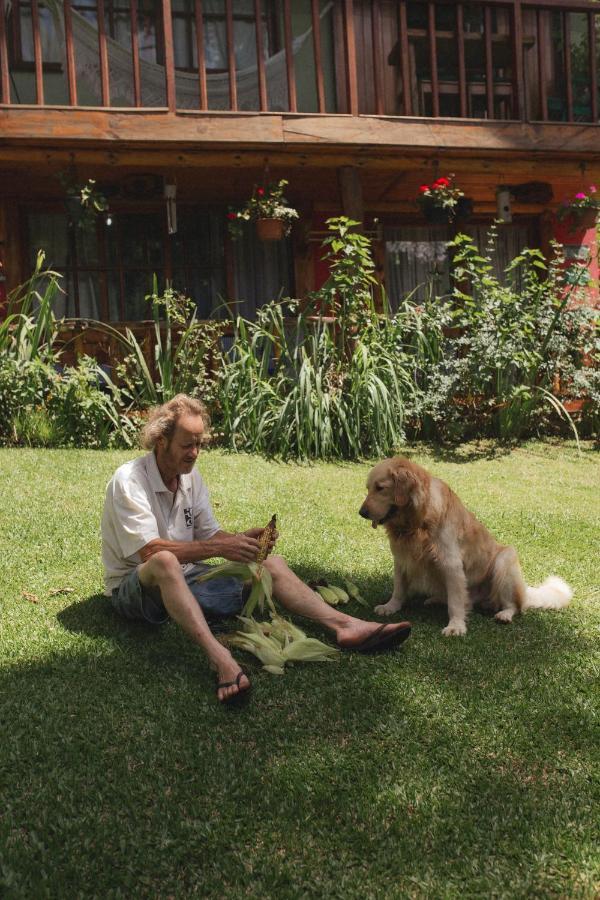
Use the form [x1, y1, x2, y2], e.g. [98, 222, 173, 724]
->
[216, 670, 251, 704]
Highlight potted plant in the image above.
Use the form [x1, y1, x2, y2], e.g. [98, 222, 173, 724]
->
[59, 174, 109, 231]
[416, 175, 467, 224]
[556, 185, 600, 233]
[227, 179, 299, 241]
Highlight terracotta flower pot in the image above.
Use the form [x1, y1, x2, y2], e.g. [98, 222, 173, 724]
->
[256, 217, 286, 241]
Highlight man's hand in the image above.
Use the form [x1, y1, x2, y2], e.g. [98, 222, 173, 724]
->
[244, 526, 279, 558]
[219, 532, 262, 564]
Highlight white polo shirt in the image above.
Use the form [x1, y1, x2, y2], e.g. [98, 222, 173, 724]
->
[101, 451, 220, 595]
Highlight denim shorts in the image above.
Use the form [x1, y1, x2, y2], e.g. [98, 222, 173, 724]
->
[111, 563, 245, 626]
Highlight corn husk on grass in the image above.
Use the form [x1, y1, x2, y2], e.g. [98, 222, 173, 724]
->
[225, 614, 340, 675]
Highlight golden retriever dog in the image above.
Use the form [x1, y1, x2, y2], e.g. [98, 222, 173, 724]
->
[359, 457, 572, 636]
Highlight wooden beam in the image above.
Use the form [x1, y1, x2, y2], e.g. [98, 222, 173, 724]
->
[2, 108, 600, 158]
[63, 0, 78, 106]
[161, 0, 176, 112]
[0, 0, 10, 104]
[484, 6, 494, 118]
[97, 0, 111, 107]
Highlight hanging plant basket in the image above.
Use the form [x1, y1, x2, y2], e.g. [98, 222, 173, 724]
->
[455, 197, 474, 222]
[422, 204, 453, 225]
[566, 207, 599, 234]
[256, 217, 287, 241]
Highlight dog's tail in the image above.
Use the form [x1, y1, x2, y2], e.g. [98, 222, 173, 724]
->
[523, 576, 572, 611]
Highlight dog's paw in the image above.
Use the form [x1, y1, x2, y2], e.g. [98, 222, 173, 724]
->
[494, 609, 515, 624]
[374, 600, 402, 617]
[442, 620, 467, 637]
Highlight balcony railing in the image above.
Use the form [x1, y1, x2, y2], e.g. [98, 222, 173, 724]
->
[1, 0, 599, 124]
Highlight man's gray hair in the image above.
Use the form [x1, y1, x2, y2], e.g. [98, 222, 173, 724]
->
[140, 394, 209, 450]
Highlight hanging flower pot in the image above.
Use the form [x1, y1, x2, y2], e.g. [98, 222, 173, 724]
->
[256, 217, 287, 241]
[455, 196, 474, 222]
[227, 179, 299, 240]
[422, 203, 453, 225]
[556, 186, 600, 235]
[416, 175, 465, 225]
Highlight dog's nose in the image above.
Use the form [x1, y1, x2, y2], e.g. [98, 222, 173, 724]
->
[359, 505, 370, 519]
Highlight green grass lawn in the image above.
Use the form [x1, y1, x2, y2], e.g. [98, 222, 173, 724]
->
[1, 442, 599, 899]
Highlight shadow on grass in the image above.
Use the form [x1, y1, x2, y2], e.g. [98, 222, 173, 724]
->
[2, 586, 598, 897]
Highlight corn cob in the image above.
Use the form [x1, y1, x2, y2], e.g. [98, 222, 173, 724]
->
[256, 514, 277, 578]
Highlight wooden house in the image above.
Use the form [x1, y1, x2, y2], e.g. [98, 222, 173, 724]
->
[1, 0, 599, 356]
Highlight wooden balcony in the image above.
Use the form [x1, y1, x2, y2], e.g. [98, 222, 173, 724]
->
[0, 0, 599, 153]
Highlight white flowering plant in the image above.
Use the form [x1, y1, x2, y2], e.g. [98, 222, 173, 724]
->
[227, 179, 299, 238]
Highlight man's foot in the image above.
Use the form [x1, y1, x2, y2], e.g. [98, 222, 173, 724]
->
[335, 619, 411, 652]
[215, 657, 251, 703]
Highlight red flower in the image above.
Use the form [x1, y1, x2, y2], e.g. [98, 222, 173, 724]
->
[433, 177, 450, 188]
[227, 212, 237, 220]
[257, 187, 265, 197]
[419, 184, 430, 193]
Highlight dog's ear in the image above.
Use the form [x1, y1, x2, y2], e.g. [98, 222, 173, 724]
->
[391, 466, 415, 507]
[392, 463, 428, 516]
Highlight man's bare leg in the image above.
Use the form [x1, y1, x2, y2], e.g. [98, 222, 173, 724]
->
[138, 550, 249, 702]
[264, 556, 410, 648]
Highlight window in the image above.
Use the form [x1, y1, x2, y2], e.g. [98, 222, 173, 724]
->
[25, 207, 291, 322]
[384, 222, 534, 309]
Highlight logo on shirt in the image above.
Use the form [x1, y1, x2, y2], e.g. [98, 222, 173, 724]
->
[183, 507, 193, 528]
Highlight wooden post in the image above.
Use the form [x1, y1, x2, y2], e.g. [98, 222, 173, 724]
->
[484, 5, 493, 118]
[427, 1, 439, 117]
[161, 0, 177, 111]
[0, 0, 10, 104]
[590, 10, 598, 124]
[63, 0, 78, 106]
[537, 9, 547, 121]
[372, 0, 384, 115]
[512, 0, 525, 121]
[564, 10, 573, 122]
[224, 0, 237, 111]
[283, 0, 297, 112]
[398, 0, 411, 115]
[254, 0, 267, 111]
[339, 166, 363, 226]
[130, 0, 142, 107]
[456, 3, 467, 118]
[311, 0, 326, 113]
[31, 0, 44, 105]
[97, 0, 111, 106]
[194, 0, 208, 110]
[343, 0, 358, 115]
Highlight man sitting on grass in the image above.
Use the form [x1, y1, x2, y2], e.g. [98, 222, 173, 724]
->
[101, 394, 411, 703]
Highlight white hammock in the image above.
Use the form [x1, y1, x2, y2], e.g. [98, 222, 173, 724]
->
[56, 3, 332, 111]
